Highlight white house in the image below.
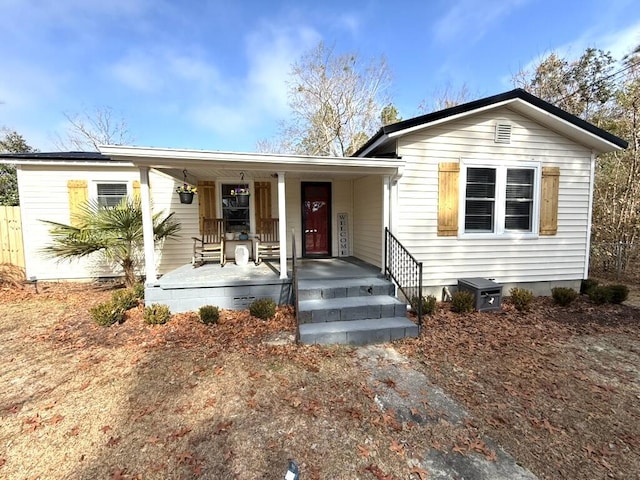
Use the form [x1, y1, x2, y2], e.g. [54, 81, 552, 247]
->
[1, 89, 627, 298]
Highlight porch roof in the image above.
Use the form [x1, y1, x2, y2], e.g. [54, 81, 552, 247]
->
[99, 145, 405, 179]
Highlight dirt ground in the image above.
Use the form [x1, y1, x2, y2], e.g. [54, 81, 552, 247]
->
[1, 281, 639, 479]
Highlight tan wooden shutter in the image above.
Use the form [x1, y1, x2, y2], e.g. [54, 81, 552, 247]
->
[132, 180, 140, 201]
[254, 181, 272, 233]
[438, 162, 460, 236]
[67, 180, 88, 227]
[540, 166, 560, 235]
[197, 181, 216, 233]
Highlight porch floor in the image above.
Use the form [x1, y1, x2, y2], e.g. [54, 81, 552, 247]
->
[157, 256, 382, 288]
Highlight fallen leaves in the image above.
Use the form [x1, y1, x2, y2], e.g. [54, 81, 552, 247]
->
[213, 421, 232, 435]
[2, 281, 640, 480]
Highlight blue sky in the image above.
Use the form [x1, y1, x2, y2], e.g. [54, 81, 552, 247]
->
[1, 0, 639, 153]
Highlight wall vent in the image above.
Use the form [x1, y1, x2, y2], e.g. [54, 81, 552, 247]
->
[495, 122, 512, 144]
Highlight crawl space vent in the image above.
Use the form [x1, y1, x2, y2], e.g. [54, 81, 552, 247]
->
[494, 122, 512, 144]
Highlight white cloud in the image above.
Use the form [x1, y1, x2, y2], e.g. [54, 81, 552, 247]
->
[433, 0, 530, 44]
[186, 22, 321, 139]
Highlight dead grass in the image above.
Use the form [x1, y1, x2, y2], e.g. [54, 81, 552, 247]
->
[1, 282, 639, 479]
[0, 263, 25, 287]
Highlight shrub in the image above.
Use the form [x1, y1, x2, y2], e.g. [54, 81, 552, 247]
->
[580, 278, 599, 295]
[249, 298, 276, 320]
[410, 295, 438, 316]
[199, 305, 220, 324]
[552, 287, 578, 306]
[608, 284, 629, 304]
[132, 282, 145, 301]
[143, 304, 171, 324]
[510, 287, 534, 312]
[90, 300, 126, 326]
[451, 290, 475, 313]
[588, 285, 612, 305]
[111, 288, 139, 311]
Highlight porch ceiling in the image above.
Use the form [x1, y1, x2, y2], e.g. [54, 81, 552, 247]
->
[99, 145, 405, 181]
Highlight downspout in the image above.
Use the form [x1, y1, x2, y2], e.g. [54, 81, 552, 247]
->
[584, 151, 596, 279]
[277, 172, 287, 279]
[139, 166, 157, 284]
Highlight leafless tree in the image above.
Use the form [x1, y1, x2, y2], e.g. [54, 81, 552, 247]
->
[260, 42, 393, 157]
[54, 107, 134, 151]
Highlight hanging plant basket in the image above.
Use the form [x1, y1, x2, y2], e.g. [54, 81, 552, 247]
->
[236, 192, 249, 207]
[179, 192, 194, 204]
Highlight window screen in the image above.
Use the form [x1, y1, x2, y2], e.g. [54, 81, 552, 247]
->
[97, 183, 128, 207]
[505, 169, 534, 231]
[465, 168, 496, 232]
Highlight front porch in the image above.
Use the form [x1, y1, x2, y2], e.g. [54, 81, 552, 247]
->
[146, 257, 383, 313]
[145, 257, 419, 345]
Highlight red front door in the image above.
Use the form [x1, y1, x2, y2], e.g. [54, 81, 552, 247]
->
[302, 182, 331, 256]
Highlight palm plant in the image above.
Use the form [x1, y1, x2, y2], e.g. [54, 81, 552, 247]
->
[42, 197, 180, 287]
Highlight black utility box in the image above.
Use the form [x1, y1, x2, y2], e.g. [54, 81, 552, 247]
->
[458, 278, 503, 312]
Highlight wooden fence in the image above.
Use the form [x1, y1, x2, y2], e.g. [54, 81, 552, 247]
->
[0, 206, 25, 269]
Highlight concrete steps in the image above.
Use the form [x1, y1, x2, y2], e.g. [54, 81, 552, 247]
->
[297, 276, 419, 345]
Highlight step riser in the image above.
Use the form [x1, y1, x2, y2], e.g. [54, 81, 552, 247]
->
[297, 283, 395, 301]
[299, 303, 407, 324]
[299, 325, 419, 345]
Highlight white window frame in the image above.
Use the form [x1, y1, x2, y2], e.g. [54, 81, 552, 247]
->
[91, 181, 130, 207]
[459, 159, 541, 239]
[217, 178, 255, 233]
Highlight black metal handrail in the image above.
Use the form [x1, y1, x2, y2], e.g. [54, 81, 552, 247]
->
[384, 227, 424, 326]
[291, 229, 300, 342]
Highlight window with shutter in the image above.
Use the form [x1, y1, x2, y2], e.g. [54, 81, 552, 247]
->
[539, 167, 560, 235]
[456, 160, 542, 237]
[67, 180, 88, 227]
[197, 181, 216, 234]
[437, 163, 460, 236]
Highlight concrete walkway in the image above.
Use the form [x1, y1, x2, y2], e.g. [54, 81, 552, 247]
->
[356, 345, 538, 480]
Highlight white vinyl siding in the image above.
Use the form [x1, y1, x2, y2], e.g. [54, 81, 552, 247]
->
[353, 175, 382, 267]
[16, 166, 199, 280]
[395, 107, 593, 288]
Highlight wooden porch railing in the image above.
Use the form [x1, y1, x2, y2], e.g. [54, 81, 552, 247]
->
[384, 227, 424, 327]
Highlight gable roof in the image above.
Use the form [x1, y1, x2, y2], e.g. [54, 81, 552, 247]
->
[354, 88, 628, 157]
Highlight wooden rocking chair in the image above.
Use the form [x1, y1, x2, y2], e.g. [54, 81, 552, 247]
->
[192, 218, 226, 267]
[254, 218, 280, 265]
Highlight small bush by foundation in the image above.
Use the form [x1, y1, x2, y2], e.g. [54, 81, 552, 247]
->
[580, 278, 599, 295]
[90, 301, 126, 326]
[552, 287, 578, 306]
[588, 286, 612, 305]
[411, 295, 438, 315]
[249, 298, 276, 320]
[143, 304, 171, 325]
[112, 288, 139, 311]
[608, 284, 629, 304]
[132, 282, 145, 301]
[510, 288, 534, 312]
[199, 305, 220, 324]
[451, 290, 475, 313]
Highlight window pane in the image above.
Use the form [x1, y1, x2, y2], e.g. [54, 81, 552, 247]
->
[221, 183, 250, 232]
[465, 200, 494, 231]
[465, 168, 495, 232]
[505, 169, 534, 231]
[97, 183, 127, 207]
[466, 168, 495, 198]
[506, 169, 533, 199]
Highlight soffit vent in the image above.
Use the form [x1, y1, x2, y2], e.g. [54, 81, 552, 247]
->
[495, 122, 512, 144]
